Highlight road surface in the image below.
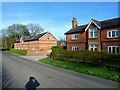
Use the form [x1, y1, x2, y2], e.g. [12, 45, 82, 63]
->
[2, 51, 119, 88]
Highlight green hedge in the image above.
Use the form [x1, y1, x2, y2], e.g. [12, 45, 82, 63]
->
[51, 46, 120, 69]
[10, 49, 28, 55]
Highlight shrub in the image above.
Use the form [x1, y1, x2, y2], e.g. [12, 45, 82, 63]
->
[10, 49, 28, 55]
[51, 46, 120, 69]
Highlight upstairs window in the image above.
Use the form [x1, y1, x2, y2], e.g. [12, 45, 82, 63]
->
[72, 34, 78, 40]
[108, 46, 120, 53]
[72, 46, 79, 51]
[47, 36, 50, 40]
[107, 30, 119, 38]
[89, 27, 98, 38]
[89, 44, 98, 51]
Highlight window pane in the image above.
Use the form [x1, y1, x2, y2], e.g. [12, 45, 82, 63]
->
[113, 47, 115, 53]
[95, 48, 98, 50]
[77, 46, 79, 50]
[90, 48, 93, 50]
[90, 29, 93, 32]
[90, 45, 93, 48]
[72, 34, 75, 39]
[116, 31, 119, 37]
[109, 47, 111, 53]
[109, 32, 111, 37]
[94, 45, 98, 48]
[112, 31, 115, 37]
[47, 36, 50, 40]
[94, 31, 98, 37]
[75, 34, 78, 39]
[90, 32, 93, 37]
[116, 47, 119, 53]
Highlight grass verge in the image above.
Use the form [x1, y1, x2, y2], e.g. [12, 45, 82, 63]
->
[10, 49, 28, 56]
[40, 57, 120, 82]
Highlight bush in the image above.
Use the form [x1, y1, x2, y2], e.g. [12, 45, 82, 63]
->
[51, 46, 120, 69]
[10, 49, 28, 55]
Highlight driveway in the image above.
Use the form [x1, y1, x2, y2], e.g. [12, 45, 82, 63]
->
[2, 52, 119, 88]
[20, 55, 48, 61]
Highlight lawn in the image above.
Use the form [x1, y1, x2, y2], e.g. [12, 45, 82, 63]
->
[40, 57, 120, 82]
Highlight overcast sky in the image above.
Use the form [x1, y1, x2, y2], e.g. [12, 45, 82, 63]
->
[1, 2, 119, 39]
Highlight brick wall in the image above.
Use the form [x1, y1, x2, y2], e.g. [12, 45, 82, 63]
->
[66, 23, 120, 52]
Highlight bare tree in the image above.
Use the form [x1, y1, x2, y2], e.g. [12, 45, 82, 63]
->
[27, 23, 44, 35]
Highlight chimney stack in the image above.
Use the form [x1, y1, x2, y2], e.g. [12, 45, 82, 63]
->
[35, 29, 39, 35]
[72, 17, 78, 28]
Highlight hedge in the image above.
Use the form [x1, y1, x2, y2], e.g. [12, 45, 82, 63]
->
[51, 46, 120, 69]
[10, 49, 28, 55]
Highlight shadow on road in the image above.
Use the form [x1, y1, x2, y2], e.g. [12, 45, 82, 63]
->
[25, 76, 40, 90]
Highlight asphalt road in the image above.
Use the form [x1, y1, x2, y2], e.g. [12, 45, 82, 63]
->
[2, 51, 119, 88]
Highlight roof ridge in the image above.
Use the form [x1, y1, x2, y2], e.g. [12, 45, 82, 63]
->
[100, 17, 120, 22]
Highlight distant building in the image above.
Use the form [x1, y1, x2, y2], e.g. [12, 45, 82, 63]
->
[65, 17, 120, 53]
[57, 41, 66, 46]
[14, 30, 57, 55]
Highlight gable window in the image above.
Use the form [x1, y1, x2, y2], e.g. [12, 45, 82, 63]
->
[89, 27, 98, 38]
[89, 44, 98, 50]
[72, 34, 78, 40]
[108, 46, 120, 53]
[72, 46, 79, 51]
[107, 30, 119, 38]
[47, 36, 50, 40]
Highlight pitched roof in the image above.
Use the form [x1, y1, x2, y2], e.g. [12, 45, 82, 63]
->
[26, 32, 48, 41]
[14, 32, 48, 43]
[22, 36, 33, 41]
[65, 17, 120, 34]
[64, 24, 88, 34]
[100, 17, 120, 29]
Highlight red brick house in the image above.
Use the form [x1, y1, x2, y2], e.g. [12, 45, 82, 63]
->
[14, 31, 57, 55]
[65, 17, 120, 53]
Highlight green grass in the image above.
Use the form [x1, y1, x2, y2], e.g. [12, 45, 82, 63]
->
[40, 57, 120, 82]
[10, 49, 28, 56]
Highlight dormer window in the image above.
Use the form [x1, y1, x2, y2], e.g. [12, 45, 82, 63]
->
[89, 27, 98, 38]
[107, 30, 119, 38]
[47, 36, 50, 40]
[72, 34, 78, 40]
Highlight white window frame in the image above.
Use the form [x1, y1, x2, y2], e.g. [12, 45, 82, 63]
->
[89, 44, 98, 51]
[72, 34, 78, 40]
[47, 36, 50, 40]
[108, 46, 120, 53]
[107, 30, 119, 38]
[72, 46, 79, 51]
[89, 27, 98, 38]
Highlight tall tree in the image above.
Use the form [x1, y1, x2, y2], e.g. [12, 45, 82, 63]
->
[27, 23, 44, 35]
[2, 24, 30, 49]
